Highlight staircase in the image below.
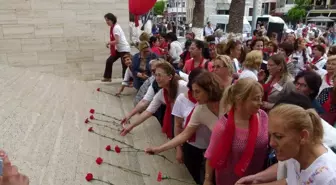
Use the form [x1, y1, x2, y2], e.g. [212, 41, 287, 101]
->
[0, 64, 194, 185]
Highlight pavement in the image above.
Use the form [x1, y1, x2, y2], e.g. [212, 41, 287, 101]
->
[0, 64, 194, 185]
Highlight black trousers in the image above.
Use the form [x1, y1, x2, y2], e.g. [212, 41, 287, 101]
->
[182, 143, 206, 185]
[103, 51, 129, 79]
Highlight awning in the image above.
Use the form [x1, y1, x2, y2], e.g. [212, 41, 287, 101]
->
[308, 16, 334, 22]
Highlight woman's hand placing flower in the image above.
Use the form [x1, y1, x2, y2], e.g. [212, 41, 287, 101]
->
[144, 147, 162, 155]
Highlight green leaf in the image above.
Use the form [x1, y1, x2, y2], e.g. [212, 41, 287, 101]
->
[153, 0, 166, 16]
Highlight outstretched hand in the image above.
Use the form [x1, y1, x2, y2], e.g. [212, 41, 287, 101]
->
[144, 147, 161, 155]
[0, 150, 29, 185]
[120, 124, 133, 136]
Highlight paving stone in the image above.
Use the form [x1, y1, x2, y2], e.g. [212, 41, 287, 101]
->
[7, 52, 38, 66]
[35, 24, 64, 38]
[21, 38, 52, 52]
[0, 39, 22, 53]
[51, 37, 80, 51]
[38, 51, 67, 65]
[2, 24, 35, 39]
[0, 10, 18, 24]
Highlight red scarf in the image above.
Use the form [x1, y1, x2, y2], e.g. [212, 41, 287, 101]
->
[262, 80, 274, 102]
[326, 73, 332, 86]
[322, 92, 332, 113]
[210, 108, 259, 177]
[285, 57, 290, 63]
[190, 57, 204, 71]
[110, 25, 116, 56]
[311, 56, 322, 65]
[162, 89, 173, 139]
[184, 90, 197, 142]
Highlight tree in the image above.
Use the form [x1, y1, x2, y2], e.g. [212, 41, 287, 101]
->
[192, 0, 205, 28]
[153, 0, 166, 16]
[227, 0, 246, 33]
[287, 0, 311, 22]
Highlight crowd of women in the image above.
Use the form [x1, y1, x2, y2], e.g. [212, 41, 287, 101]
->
[112, 22, 336, 184]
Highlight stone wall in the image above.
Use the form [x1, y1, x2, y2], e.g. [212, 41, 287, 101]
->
[0, 0, 129, 80]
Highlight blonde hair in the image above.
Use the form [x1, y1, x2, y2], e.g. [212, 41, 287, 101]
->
[215, 55, 234, 75]
[244, 50, 263, 71]
[221, 78, 263, 112]
[216, 42, 226, 55]
[269, 104, 323, 144]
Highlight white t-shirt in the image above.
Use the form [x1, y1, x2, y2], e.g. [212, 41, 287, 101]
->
[286, 145, 336, 185]
[113, 24, 130, 52]
[277, 119, 336, 180]
[121, 67, 133, 86]
[239, 68, 258, 81]
[172, 94, 211, 149]
[146, 80, 188, 113]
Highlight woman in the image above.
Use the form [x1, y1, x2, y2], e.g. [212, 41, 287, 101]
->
[307, 44, 327, 76]
[124, 59, 165, 123]
[250, 38, 269, 80]
[166, 32, 183, 69]
[292, 38, 309, 76]
[172, 68, 211, 184]
[212, 55, 234, 88]
[224, 39, 242, 74]
[116, 54, 134, 96]
[267, 104, 336, 184]
[320, 55, 336, 92]
[149, 36, 163, 56]
[205, 78, 268, 185]
[278, 42, 295, 77]
[317, 74, 336, 125]
[145, 72, 224, 184]
[121, 62, 188, 137]
[102, 13, 131, 82]
[266, 41, 278, 58]
[131, 41, 158, 90]
[294, 71, 323, 113]
[262, 54, 295, 110]
[239, 50, 263, 81]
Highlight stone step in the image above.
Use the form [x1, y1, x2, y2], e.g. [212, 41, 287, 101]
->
[0, 64, 194, 185]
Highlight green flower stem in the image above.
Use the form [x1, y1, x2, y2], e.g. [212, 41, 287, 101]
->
[92, 122, 123, 132]
[115, 149, 174, 164]
[93, 118, 121, 127]
[104, 162, 150, 177]
[96, 113, 122, 121]
[93, 178, 115, 185]
[93, 131, 135, 148]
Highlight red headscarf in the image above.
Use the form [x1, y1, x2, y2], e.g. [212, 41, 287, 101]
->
[209, 108, 259, 177]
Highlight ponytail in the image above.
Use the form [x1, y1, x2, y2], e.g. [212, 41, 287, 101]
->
[306, 109, 324, 143]
[221, 84, 234, 113]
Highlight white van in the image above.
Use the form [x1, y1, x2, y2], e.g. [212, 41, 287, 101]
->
[207, 15, 252, 35]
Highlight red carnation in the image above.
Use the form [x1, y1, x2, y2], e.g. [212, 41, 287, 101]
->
[97, 88, 100, 92]
[90, 109, 95, 114]
[96, 157, 103, 165]
[85, 173, 93, 181]
[90, 115, 95, 120]
[85, 118, 89, 124]
[106, 145, 111, 151]
[88, 127, 93, 132]
[157, 171, 162, 182]
[114, 145, 121, 153]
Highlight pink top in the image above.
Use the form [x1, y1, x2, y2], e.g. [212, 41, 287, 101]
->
[204, 109, 269, 185]
[184, 58, 213, 74]
[151, 46, 162, 56]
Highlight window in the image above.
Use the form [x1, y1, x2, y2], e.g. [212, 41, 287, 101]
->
[249, 8, 253, 16]
[182, 2, 186, 7]
[216, 23, 226, 32]
[217, 10, 229, 14]
[286, 0, 294, 4]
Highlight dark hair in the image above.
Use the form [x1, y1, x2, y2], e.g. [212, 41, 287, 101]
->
[149, 36, 158, 48]
[206, 35, 216, 43]
[294, 38, 307, 63]
[192, 39, 205, 50]
[187, 68, 207, 90]
[267, 41, 278, 53]
[224, 39, 242, 55]
[313, 44, 326, 55]
[279, 42, 294, 57]
[166, 32, 177, 42]
[328, 45, 336, 55]
[253, 30, 258, 36]
[192, 71, 224, 102]
[274, 91, 313, 109]
[250, 38, 264, 50]
[155, 62, 181, 101]
[294, 71, 322, 100]
[184, 40, 192, 50]
[104, 13, 117, 24]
